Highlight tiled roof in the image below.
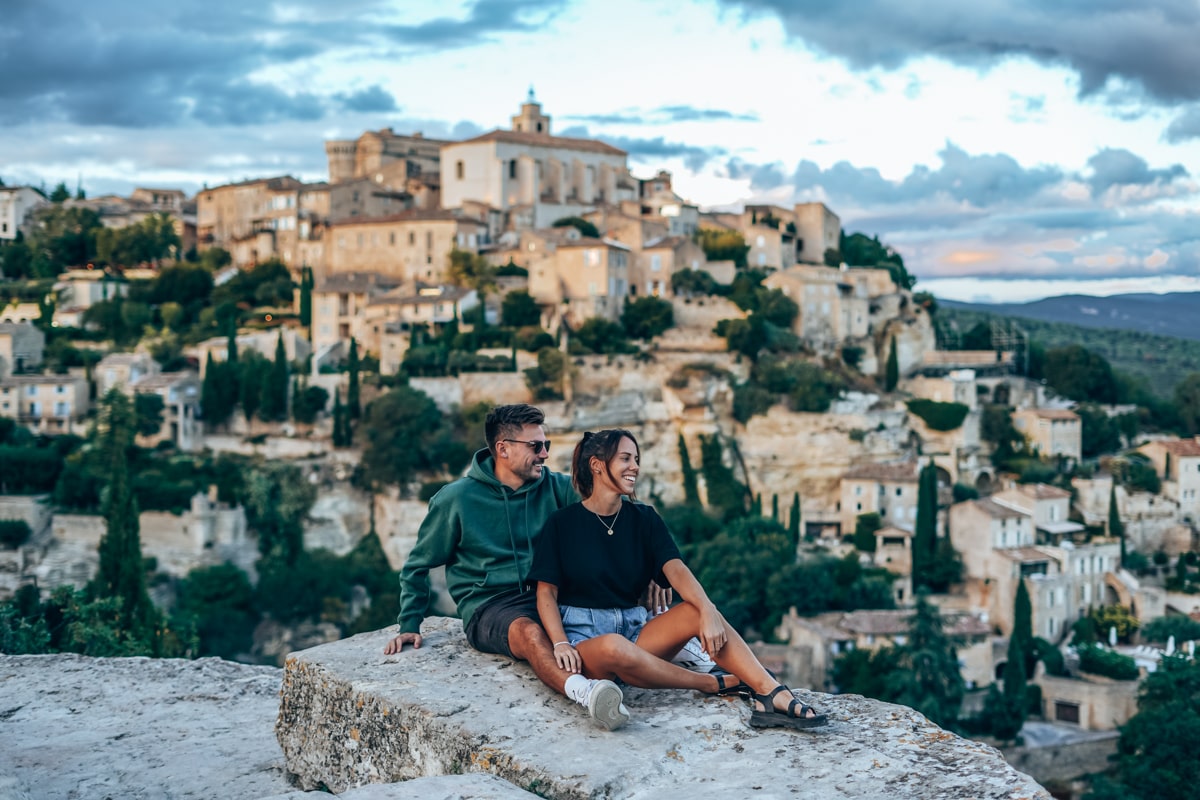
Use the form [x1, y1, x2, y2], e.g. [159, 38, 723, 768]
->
[327, 210, 484, 227]
[842, 461, 920, 482]
[1154, 438, 1200, 457]
[1017, 483, 1072, 500]
[132, 371, 199, 390]
[316, 272, 406, 293]
[452, 129, 626, 156]
[995, 546, 1056, 563]
[972, 498, 1029, 519]
[1016, 407, 1080, 421]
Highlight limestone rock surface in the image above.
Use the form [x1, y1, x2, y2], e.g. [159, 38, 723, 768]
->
[277, 618, 1049, 800]
[0, 654, 291, 799]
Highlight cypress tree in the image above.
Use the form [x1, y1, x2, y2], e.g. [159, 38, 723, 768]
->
[239, 356, 263, 425]
[1013, 578, 1035, 673]
[332, 388, 352, 447]
[885, 337, 899, 392]
[91, 390, 157, 644]
[771, 493, 779, 523]
[1108, 482, 1126, 561]
[201, 353, 224, 428]
[788, 491, 801, 547]
[913, 460, 938, 590]
[299, 266, 313, 330]
[347, 337, 361, 420]
[887, 592, 964, 729]
[261, 331, 289, 421]
[678, 434, 700, 506]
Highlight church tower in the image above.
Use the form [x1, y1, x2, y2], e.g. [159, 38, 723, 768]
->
[511, 87, 551, 135]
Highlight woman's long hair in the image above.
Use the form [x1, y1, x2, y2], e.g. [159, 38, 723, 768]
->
[571, 429, 639, 500]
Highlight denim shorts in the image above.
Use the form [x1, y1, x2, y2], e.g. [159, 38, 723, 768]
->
[560, 604, 649, 646]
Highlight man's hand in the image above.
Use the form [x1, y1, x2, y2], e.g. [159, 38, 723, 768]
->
[383, 631, 422, 654]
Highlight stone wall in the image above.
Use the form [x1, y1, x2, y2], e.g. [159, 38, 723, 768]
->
[276, 618, 1049, 799]
[1003, 733, 1119, 787]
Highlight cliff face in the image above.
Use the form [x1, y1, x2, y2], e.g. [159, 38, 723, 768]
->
[276, 618, 1050, 800]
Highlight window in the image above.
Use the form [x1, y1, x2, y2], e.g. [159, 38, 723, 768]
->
[1055, 701, 1080, 724]
[456, 161, 464, 180]
[650, 254, 662, 272]
[409, 231, 416, 245]
[756, 235, 765, 247]
[26, 386, 36, 397]
[54, 401, 69, 416]
[509, 160, 517, 179]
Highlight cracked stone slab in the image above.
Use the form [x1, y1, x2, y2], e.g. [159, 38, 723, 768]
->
[276, 617, 1049, 800]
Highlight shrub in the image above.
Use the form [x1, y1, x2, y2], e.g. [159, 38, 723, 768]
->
[1077, 644, 1139, 681]
[1141, 615, 1200, 644]
[732, 383, 775, 423]
[0, 519, 33, 548]
[906, 399, 970, 431]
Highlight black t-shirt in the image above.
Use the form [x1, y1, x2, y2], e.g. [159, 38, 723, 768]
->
[527, 501, 682, 609]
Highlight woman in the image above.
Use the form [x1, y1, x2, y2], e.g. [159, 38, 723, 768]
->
[527, 429, 826, 729]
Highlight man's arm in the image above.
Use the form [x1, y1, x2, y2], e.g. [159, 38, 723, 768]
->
[385, 493, 459, 654]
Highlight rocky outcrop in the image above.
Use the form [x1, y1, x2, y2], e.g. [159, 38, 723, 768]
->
[277, 618, 1049, 799]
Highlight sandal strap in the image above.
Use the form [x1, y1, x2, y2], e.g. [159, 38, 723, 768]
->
[752, 684, 791, 712]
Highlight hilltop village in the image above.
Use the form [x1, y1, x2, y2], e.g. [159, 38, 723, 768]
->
[3, 96, 1200, 794]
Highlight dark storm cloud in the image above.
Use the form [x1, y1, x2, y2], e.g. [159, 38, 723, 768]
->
[566, 105, 759, 125]
[717, 1, 1200, 103]
[0, 0, 563, 128]
[1085, 148, 1188, 194]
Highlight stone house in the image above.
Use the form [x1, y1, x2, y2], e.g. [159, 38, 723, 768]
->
[95, 351, 159, 396]
[905, 369, 979, 410]
[1138, 437, 1200, 522]
[52, 270, 130, 323]
[191, 328, 311, 378]
[0, 185, 47, 241]
[521, 228, 630, 326]
[325, 210, 489, 282]
[325, 128, 446, 187]
[439, 96, 635, 230]
[129, 371, 203, 451]
[196, 176, 330, 269]
[310, 272, 406, 356]
[635, 236, 706, 299]
[0, 322, 44, 378]
[839, 460, 920, 537]
[1035, 672, 1138, 731]
[990, 483, 1084, 544]
[361, 283, 477, 362]
[0, 371, 89, 434]
[1012, 407, 1082, 463]
[634, 169, 699, 237]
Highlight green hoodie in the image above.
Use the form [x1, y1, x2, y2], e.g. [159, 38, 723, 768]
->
[397, 448, 578, 634]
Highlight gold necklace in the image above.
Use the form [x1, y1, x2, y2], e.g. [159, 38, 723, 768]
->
[593, 504, 621, 535]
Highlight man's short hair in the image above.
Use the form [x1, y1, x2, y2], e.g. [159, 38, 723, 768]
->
[484, 404, 545, 455]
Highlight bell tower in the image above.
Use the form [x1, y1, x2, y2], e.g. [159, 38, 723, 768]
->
[511, 87, 551, 135]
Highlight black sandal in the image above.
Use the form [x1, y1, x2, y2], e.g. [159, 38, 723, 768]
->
[710, 672, 751, 697]
[749, 685, 827, 729]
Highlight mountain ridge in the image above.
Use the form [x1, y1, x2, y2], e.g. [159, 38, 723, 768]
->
[940, 291, 1200, 342]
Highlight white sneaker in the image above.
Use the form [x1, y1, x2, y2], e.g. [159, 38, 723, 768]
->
[586, 679, 630, 731]
[671, 637, 716, 673]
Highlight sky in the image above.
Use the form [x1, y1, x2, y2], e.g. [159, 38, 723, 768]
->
[5, 0, 1200, 303]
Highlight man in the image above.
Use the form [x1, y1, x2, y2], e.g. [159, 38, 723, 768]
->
[384, 404, 631, 730]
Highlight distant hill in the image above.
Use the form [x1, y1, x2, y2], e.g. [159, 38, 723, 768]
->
[936, 292, 1200, 396]
[941, 292, 1200, 342]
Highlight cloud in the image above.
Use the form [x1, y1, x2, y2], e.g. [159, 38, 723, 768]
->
[0, 0, 564, 128]
[1085, 148, 1188, 194]
[1164, 105, 1200, 143]
[565, 105, 759, 125]
[336, 85, 399, 113]
[717, 1, 1200, 104]
[596, 135, 728, 171]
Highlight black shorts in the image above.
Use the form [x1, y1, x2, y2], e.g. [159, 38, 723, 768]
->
[463, 588, 541, 660]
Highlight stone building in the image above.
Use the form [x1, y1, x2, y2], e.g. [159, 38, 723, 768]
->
[130, 371, 203, 452]
[325, 129, 446, 186]
[95, 351, 159, 395]
[196, 176, 330, 269]
[839, 460, 920, 537]
[191, 328, 311, 377]
[325, 210, 489, 282]
[440, 95, 635, 230]
[1012, 407, 1082, 463]
[0, 322, 44, 378]
[0, 185, 47, 241]
[518, 227, 631, 326]
[0, 371, 89, 434]
[1138, 436, 1200, 522]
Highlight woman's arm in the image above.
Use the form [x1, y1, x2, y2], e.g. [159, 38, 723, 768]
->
[661, 559, 728, 657]
[536, 581, 581, 673]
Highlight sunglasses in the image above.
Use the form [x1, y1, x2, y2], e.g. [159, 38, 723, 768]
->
[504, 438, 551, 454]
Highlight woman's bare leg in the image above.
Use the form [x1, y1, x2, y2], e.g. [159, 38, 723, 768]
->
[574, 633, 721, 692]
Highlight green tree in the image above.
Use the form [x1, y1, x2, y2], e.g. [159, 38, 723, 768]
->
[1174, 372, 1200, 436]
[0, 519, 32, 548]
[291, 379, 329, 426]
[447, 249, 496, 305]
[49, 182, 71, 203]
[985, 634, 1028, 741]
[89, 390, 159, 646]
[201, 354, 235, 430]
[331, 388, 352, 447]
[1110, 482, 1126, 560]
[172, 563, 257, 660]
[551, 216, 600, 239]
[524, 347, 566, 400]
[1013, 579, 1035, 674]
[358, 386, 443, 487]
[572, 317, 632, 354]
[1141, 615, 1200, 644]
[1043, 344, 1118, 404]
[1, 231, 33, 278]
[243, 461, 315, 565]
[133, 393, 164, 438]
[678, 434, 700, 506]
[501, 290, 542, 328]
[884, 593, 965, 728]
[698, 433, 748, 519]
[694, 228, 749, 268]
[346, 337, 361, 420]
[298, 266, 313, 328]
[854, 512, 882, 553]
[259, 332, 289, 421]
[885, 336, 899, 392]
[689, 517, 792, 633]
[621, 295, 675, 340]
[238, 351, 268, 423]
[912, 461, 938, 591]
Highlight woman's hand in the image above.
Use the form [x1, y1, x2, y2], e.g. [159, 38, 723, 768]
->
[697, 605, 727, 656]
[553, 641, 582, 673]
